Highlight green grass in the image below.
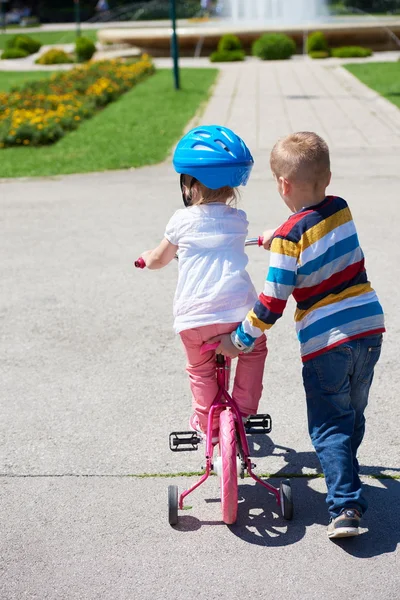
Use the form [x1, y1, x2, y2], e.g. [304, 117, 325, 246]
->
[0, 68, 218, 178]
[0, 29, 98, 50]
[0, 69, 55, 91]
[345, 62, 400, 110]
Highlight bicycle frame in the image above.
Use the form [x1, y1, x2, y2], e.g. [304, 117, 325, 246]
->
[178, 353, 281, 511]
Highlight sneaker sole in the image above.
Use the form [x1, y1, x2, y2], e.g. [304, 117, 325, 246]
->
[328, 527, 359, 539]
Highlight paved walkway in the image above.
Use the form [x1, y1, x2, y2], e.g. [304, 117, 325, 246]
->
[0, 60, 399, 599]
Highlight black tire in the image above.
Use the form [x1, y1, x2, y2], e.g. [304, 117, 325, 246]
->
[280, 479, 293, 520]
[168, 485, 179, 526]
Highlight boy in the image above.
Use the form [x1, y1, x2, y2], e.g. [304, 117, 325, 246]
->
[210, 132, 385, 539]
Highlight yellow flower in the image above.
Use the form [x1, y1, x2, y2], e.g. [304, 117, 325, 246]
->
[74, 116, 80, 121]
[23, 139, 30, 145]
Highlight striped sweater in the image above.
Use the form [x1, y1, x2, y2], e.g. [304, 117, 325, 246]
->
[237, 195, 385, 362]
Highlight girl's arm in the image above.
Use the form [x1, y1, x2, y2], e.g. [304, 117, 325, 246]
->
[141, 238, 178, 270]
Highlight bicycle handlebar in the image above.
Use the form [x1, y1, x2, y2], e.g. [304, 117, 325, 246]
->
[134, 236, 264, 269]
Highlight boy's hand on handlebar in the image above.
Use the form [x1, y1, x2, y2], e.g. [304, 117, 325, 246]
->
[207, 334, 241, 359]
[262, 229, 276, 250]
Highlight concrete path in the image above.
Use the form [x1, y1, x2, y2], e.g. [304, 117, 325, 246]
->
[1, 60, 399, 599]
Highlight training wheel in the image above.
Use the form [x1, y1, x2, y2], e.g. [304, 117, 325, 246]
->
[279, 479, 293, 520]
[168, 484, 179, 526]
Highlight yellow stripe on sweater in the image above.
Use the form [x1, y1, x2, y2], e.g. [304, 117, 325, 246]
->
[294, 282, 374, 322]
[246, 310, 274, 332]
[299, 207, 352, 253]
[270, 237, 299, 258]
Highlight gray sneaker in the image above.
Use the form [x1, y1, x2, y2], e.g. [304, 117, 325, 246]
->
[327, 508, 361, 539]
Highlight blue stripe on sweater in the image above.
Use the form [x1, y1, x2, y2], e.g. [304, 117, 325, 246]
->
[267, 267, 297, 286]
[298, 301, 384, 344]
[298, 233, 359, 276]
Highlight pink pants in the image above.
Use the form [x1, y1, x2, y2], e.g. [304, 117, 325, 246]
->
[180, 323, 268, 432]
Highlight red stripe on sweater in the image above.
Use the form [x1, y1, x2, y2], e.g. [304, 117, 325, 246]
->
[259, 294, 287, 314]
[302, 328, 385, 362]
[293, 259, 365, 303]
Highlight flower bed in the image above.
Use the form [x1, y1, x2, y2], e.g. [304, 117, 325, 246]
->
[0, 56, 154, 148]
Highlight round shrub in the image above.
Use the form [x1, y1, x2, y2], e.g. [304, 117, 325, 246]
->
[75, 36, 96, 62]
[309, 51, 330, 59]
[1, 47, 29, 60]
[6, 34, 41, 55]
[306, 31, 329, 55]
[36, 48, 73, 65]
[210, 50, 245, 62]
[217, 34, 243, 53]
[252, 33, 296, 61]
[331, 46, 372, 58]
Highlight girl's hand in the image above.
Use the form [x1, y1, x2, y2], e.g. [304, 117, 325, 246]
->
[262, 229, 276, 250]
[207, 333, 241, 358]
[140, 250, 153, 264]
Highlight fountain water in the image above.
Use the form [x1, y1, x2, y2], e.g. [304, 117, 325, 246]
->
[222, 0, 329, 23]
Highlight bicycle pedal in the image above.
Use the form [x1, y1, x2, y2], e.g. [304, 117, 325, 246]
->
[169, 431, 202, 452]
[244, 414, 272, 434]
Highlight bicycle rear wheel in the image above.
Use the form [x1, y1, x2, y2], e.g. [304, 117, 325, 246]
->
[219, 409, 238, 524]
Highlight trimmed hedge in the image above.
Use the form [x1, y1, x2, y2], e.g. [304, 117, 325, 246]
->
[252, 33, 296, 61]
[331, 46, 373, 58]
[36, 49, 73, 65]
[1, 48, 29, 60]
[306, 31, 329, 55]
[218, 34, 243, 52]
[210, 50, 245, 62]
[6, 34, 41, 55]
[75, 36, 96, 62]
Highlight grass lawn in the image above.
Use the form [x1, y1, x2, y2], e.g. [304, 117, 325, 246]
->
[345, 62, 400, 110]
[0, 69, 55, 91]
[0, 67, 218, 178]
[0, 29, 98, 50]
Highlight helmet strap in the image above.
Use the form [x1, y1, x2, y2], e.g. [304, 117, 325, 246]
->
[180, 175, 197, 207]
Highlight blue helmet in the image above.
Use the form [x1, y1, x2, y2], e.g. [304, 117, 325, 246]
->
[173, 125, 254, 189]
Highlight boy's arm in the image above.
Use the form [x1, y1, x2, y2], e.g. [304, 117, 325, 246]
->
[211, 236, 299, 357]
[141, 238, 178, 270]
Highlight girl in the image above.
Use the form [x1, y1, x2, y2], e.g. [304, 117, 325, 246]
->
[140, 125, 267, 442]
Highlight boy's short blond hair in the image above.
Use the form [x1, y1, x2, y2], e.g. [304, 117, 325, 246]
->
[270, 132, 330, 185]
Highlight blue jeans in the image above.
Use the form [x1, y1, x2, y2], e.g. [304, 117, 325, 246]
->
[302, 334, 382, 518]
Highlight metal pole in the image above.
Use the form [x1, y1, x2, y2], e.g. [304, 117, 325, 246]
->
[170, 0, 180, 90]
[0, 0, 6, 34]
[74, 0, 81, 39]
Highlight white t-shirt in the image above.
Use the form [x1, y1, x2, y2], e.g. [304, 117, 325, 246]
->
[164, 203, 257, 333]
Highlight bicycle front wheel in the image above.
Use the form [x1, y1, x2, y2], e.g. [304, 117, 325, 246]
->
[219, 409, 238, 524]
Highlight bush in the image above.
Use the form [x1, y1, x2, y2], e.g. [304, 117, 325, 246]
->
[6, 34, 41, 55]
[306, 31, 329, 55]
[75, 36, 96, 62]
[210, 50, 245, 62]
[217, 34, 243, 52]
[252, 33, 296, 61]
[331, 46, 373, 58]
[36, 49, 73, 65]
[1, 47, 29, 60]
[309, 51, 330, 59]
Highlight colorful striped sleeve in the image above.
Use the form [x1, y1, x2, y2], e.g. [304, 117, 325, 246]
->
[236, 236, 299, 347]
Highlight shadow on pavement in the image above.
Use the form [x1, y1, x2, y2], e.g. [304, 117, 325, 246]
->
[174, 435, 400, 556]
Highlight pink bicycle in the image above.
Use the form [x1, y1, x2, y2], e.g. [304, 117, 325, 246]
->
[135, 238, 294, 526]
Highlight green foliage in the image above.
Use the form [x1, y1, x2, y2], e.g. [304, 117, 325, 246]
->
[332, 46, 373, 58]
[210, 50, 245, 62]
[306, 31, 329, 54]
[5, 34, 41, 55]
[343, 0, 400, 12]
[35, 48, 73, 65]
[75, 36, 97, 62]
[217, 34, 243, 52]
[309, 51, 330, 59]
[1, 47, 29, 60]
[252, 33, 296, 61]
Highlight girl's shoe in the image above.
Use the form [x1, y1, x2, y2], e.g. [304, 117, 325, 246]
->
[327, 508, 361, 539]
[189, 413, 219, 445]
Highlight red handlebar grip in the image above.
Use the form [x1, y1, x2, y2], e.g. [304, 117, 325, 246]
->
[258, 236, 264, 246]
[134, 257, 146, 269]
